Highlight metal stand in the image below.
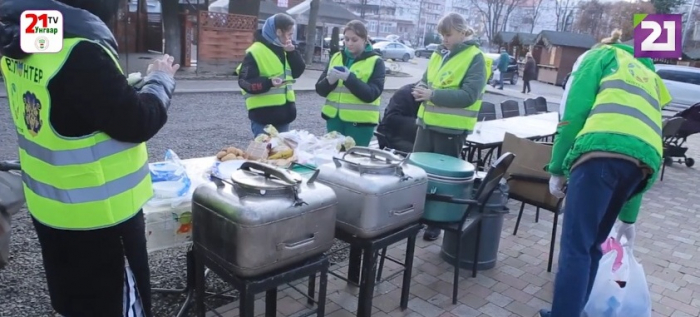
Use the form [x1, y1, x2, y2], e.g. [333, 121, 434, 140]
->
[329, 223, 421, 317]
[194, 250, 329, 317]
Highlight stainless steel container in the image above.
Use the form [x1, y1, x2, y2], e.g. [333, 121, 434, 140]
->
[316, 147, 428, 238]
[192, 161, 337, 277]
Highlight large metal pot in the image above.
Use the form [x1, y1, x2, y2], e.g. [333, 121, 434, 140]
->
[316, 147, 428, 238]
[407, 153, 476, 222]
[192, 161, 337, 277]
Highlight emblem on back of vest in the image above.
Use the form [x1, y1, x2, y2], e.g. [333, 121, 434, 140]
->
[627, 63, 649, 83]
[439, 70, 454, 86]
[23, 91, 43, 136]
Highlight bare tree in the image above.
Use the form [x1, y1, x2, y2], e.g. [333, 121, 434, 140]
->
[527, 0, 547, 33]
[470, 0, 527, 42]
[554, 0, 576, 31]
[304, 0, 321, 64]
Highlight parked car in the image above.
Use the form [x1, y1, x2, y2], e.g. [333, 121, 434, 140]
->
[483, 53, 519, 85]
[415, 44, 439, 58]
[373, 41, 415, 62]
[654, 64, 700, 117]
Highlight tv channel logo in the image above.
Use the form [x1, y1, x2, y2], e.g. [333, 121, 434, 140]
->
[19, 10, 63, 54]
[633, 14, 682, 59]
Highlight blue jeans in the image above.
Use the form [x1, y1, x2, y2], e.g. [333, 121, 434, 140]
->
[250, 121, 290, 137]
[550, 158, 644, 317]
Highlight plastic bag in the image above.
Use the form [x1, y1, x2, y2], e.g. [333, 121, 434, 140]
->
[149, 150, 191, 198]
[583, 245, 651, 317]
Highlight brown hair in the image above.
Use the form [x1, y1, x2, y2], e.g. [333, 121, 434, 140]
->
[601, 29, 623, 44]
[437, 12, 474, 37]
[344, 20, 369, 42]
[273, 13, 295, 32]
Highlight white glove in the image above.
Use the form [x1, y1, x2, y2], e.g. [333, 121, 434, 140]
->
[616, 223, 636, 247]
[548, 175, 566, 198]
[326, 70, 339, 84]
[331, 67, 350, 81]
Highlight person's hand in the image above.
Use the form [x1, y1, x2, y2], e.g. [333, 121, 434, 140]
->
[147, 54, 180, 77]
[548, 175, 566, 198]
[271, 77, 284, 87]
[616, 223, 636, 247]
[412, 86, 432, 102]
[326, 70, 339, 84]
[283, 40, 295, 52]
[331, 67, 350, 81]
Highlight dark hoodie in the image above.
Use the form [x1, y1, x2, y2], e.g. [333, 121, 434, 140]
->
[0, 0, 175, 144]
[237, 30, 306, 126]
[376, 83, 420, 152]
[315, 44, 386, 126]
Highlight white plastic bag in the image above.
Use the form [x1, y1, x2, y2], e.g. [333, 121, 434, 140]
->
[149, 150, 191, 198]
[583, 245, 651, 317]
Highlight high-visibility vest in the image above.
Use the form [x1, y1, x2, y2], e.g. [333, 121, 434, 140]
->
[576, 46, 663, 157]
[417, 46, 486, 131]
[485, 56, 493, 82]
[321, 52, 381, 124]
[236, 42, 295, 110]
[0, 38, 153, 230]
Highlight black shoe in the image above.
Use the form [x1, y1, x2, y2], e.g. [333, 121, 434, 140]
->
[498, 87, 504, 90]
[539, 309, 551, 317]
[423, 226, 441, 241]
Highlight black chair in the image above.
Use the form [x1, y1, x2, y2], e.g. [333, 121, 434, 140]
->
[534, 96, 548, 113]
[523, 98, 538, 115]
[500, 100, 520, 118]
[420, 152, 516, 304]
[660, 117, 686, 181]
[478, 102, 497, 121]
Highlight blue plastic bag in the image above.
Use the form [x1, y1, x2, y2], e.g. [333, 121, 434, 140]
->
[149, 150, 191, 198]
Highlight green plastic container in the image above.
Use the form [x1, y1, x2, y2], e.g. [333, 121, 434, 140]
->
[408, 152, 476, 222]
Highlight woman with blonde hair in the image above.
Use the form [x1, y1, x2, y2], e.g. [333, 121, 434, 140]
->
[315, 20, 385, 146]
[522, 51, 537, 93]
[411, 12, 488, 241]
[540, 29, 671, 317]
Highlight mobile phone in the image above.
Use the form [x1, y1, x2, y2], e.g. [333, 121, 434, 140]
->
[333, 66, 345, 71]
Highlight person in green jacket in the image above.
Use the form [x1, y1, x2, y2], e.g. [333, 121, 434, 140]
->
[540, 29, 672, 317]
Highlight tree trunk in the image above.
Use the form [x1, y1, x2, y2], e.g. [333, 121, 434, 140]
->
[162, 0, 182, 65]
[304, 0, 321, 65]
[228, 0, 261, 16]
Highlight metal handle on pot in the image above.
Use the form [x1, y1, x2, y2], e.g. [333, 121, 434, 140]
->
[343, 146, 403, 164]
[390, 204, 415, 216]
[277, 233, 317, 250]
[239, 161, 300, 185]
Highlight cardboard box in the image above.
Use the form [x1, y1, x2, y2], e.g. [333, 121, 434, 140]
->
[501, 133, 562, 211]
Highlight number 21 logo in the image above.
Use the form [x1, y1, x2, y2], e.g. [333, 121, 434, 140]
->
[633, 14, 682, 59]
[640, 20, 675, 52]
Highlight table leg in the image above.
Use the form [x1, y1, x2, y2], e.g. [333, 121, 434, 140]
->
[347, 246, 362, 285]
[239, 287, 256, 317]
[317, 266, 328, 317]
[356, 248, 378, 317]
[400, 234, 417, 310]
[265, 288, 278, 317]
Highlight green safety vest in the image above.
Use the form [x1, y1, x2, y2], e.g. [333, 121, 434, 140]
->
[321, 52, 381, 124]
[417, 46, 486, 131]
[576, 46, 663, 157]
[236, 42, 295, 110]
[0, 38, 153, 230]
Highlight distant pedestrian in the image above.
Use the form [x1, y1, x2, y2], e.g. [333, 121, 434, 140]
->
[522, 52, 537, 93]
[237, 13, 306, 137]
[491, 47, 509, 89]
[315, 20, 385, 146]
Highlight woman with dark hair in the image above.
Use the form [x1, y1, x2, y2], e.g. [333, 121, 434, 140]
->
[315, 20, 386, 146]
[376, 83, 421, 152]
[238, 13, 306, 137]
[522, 52, 537, 93]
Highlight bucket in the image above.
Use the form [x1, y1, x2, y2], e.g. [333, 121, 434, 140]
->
[408, 153, 475, 222]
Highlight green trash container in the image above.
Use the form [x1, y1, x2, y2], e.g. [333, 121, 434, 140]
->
[407, 152, 476, 222]
[440, 174, 509, 271]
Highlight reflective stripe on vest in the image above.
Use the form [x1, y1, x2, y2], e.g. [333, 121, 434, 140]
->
[417, 46, 485, 131]
[576, 46, 663, 157]
[0, 38, 153, 230]
[237, 42, 295, 110]
[321, 52, 381, 124]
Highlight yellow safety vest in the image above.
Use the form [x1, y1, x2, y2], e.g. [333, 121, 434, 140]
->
[484, 56, 493, 83]
[0, 38, 153, 230]
[236, 42, 295, 110]
[417, 46, 486, 131]
[321, 52, 381, 124]
[576, 46, 663, 157]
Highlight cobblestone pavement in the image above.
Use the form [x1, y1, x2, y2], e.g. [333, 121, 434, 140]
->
[206, 136, 700, 317]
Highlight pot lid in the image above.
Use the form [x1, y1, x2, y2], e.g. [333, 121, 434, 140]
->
[231, 168, 300, 190]
[344, 151, 402, 168]
[408, 152, 475, 178]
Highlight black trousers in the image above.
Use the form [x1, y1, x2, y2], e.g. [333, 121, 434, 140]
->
[522, 79, 531, 93]
[33, 210, 152, 317]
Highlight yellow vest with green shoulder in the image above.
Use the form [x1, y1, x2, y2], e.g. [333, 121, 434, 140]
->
[321, 52, 381, 124]
[418, 46, 486, 131]
[236, 42, 295, 110]
[0, 38, 153, 230]
[576, 46, 663, 157]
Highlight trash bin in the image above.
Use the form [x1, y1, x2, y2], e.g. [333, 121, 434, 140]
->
[440, 174, 509, 271]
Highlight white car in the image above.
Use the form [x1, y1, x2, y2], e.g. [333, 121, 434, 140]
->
[372, 41, 415, 62]
[654, 64, 700, 117]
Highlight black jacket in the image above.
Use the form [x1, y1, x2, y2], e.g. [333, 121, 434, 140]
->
[315, 50, 386, 126]
[523, 58, 538, 81]
[238, 30, 306, 125]
[376, 83, 420, 152]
